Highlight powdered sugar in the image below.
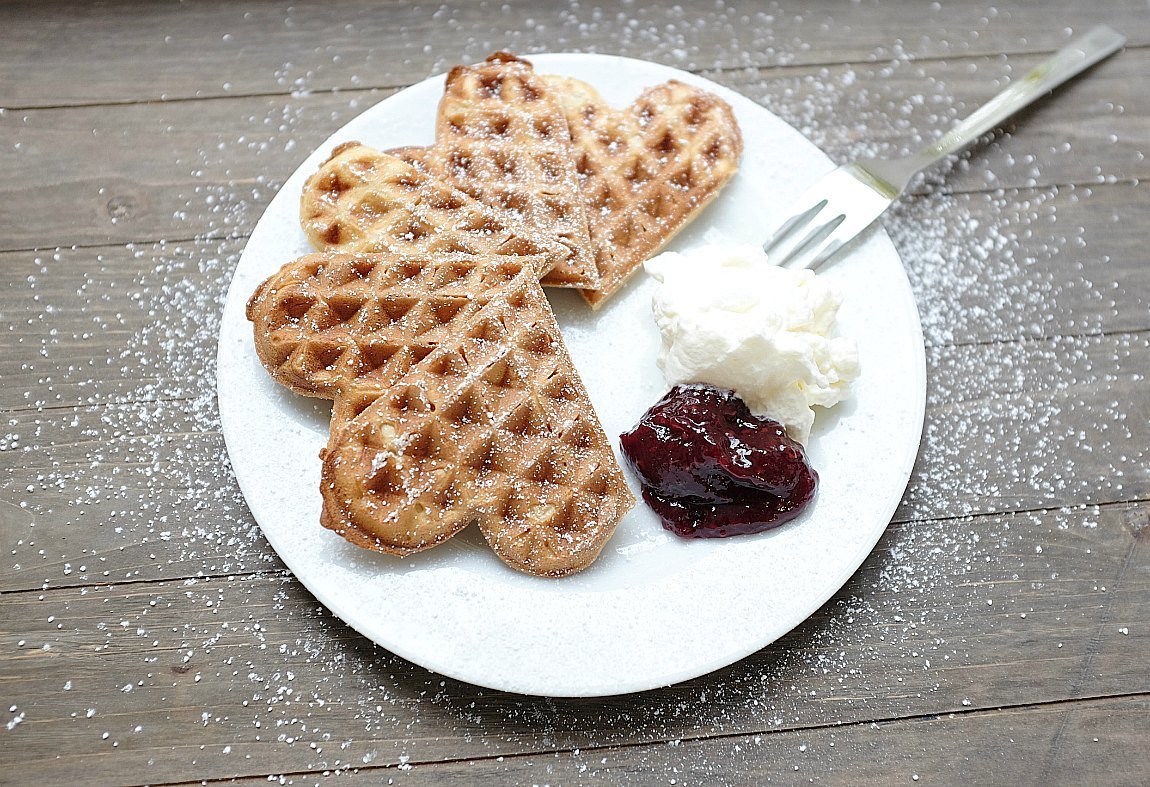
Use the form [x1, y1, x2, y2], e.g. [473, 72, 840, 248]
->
[3, 22, 1146, 783]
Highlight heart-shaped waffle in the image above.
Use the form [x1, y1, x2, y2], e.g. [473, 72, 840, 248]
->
[542, 75, 743, 307]
[300, 141, 566, 278]
[301, 56, 599, 291]
[247, 251, 635, 577]
[428, 53, 600, 289]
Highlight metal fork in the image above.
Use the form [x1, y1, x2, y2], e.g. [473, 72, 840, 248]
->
[763, 25, 1126, 271]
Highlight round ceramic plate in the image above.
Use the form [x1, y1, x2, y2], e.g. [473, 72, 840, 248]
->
[217, 53, 926, 697]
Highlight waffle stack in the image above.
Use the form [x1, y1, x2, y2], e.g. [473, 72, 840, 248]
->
[313, 53, 744, 306]
[248, 52, 742, 576]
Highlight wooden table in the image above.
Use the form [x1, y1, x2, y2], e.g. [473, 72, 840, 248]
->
[2, 1, 1148, 784]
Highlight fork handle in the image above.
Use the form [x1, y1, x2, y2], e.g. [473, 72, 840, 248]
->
[875, 25, 1126, 185]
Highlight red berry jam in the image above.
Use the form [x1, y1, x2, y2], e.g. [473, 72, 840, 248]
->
[619, 384, 818, 538]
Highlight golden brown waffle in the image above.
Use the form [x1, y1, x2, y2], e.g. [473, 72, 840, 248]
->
[386, 145, 432, 171]
[543, 76, 743, 307]
[300, 141, 566, 278]
[429, 53, 599, 290]
[246, 251, 635, 577]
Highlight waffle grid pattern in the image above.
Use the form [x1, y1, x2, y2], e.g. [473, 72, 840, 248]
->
[300, 142, 566, 276]
[430, 53, 600, 289]
[544, 76, 744, 306]
[247, 252, 634, 577]
[258, 54, 744, 576]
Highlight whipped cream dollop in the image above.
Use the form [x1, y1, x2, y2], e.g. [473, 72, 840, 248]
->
[644, 244, 859, 444]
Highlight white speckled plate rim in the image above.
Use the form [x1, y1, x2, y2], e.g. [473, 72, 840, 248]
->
[216, 53, 926, 697]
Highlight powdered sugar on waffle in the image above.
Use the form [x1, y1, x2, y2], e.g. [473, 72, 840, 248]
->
[4, 27, 1143, 782]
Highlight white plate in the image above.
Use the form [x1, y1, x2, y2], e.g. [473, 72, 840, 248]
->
[217, 53, 926, 697]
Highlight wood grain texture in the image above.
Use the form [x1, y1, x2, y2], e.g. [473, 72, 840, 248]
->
[2, 0, 1148, 108]
[0, 49, 1145, 253]
[2, 502, 1147, 784]
[2, 0, 1149, 783]
[1, 182, 1146, 418]
[3, 327, 1147, 594]
[0, 90, 394, 253]
[217, 696, 1150, 785]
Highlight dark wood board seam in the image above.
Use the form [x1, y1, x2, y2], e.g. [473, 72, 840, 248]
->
[3, 43, 1144, 113]
[2, 494, 1146, 596]
[121, 690, 1150, 787]
[0, 173, 1141, 254]
[1, 325, 1145, 418]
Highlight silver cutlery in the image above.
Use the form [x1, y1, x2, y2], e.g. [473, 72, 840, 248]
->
[763, 25, 1127, 271]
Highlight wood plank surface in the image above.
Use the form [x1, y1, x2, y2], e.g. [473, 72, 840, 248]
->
[3, 501, 1146, 784]
[2, 329, 1147, 594]
[222, 696, 1149, 786]
[2, 0, 1149, 783]
[3, 0, 1148, 108]
[1, 48, 1145, 253]
[1, 180, 1146, 418]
